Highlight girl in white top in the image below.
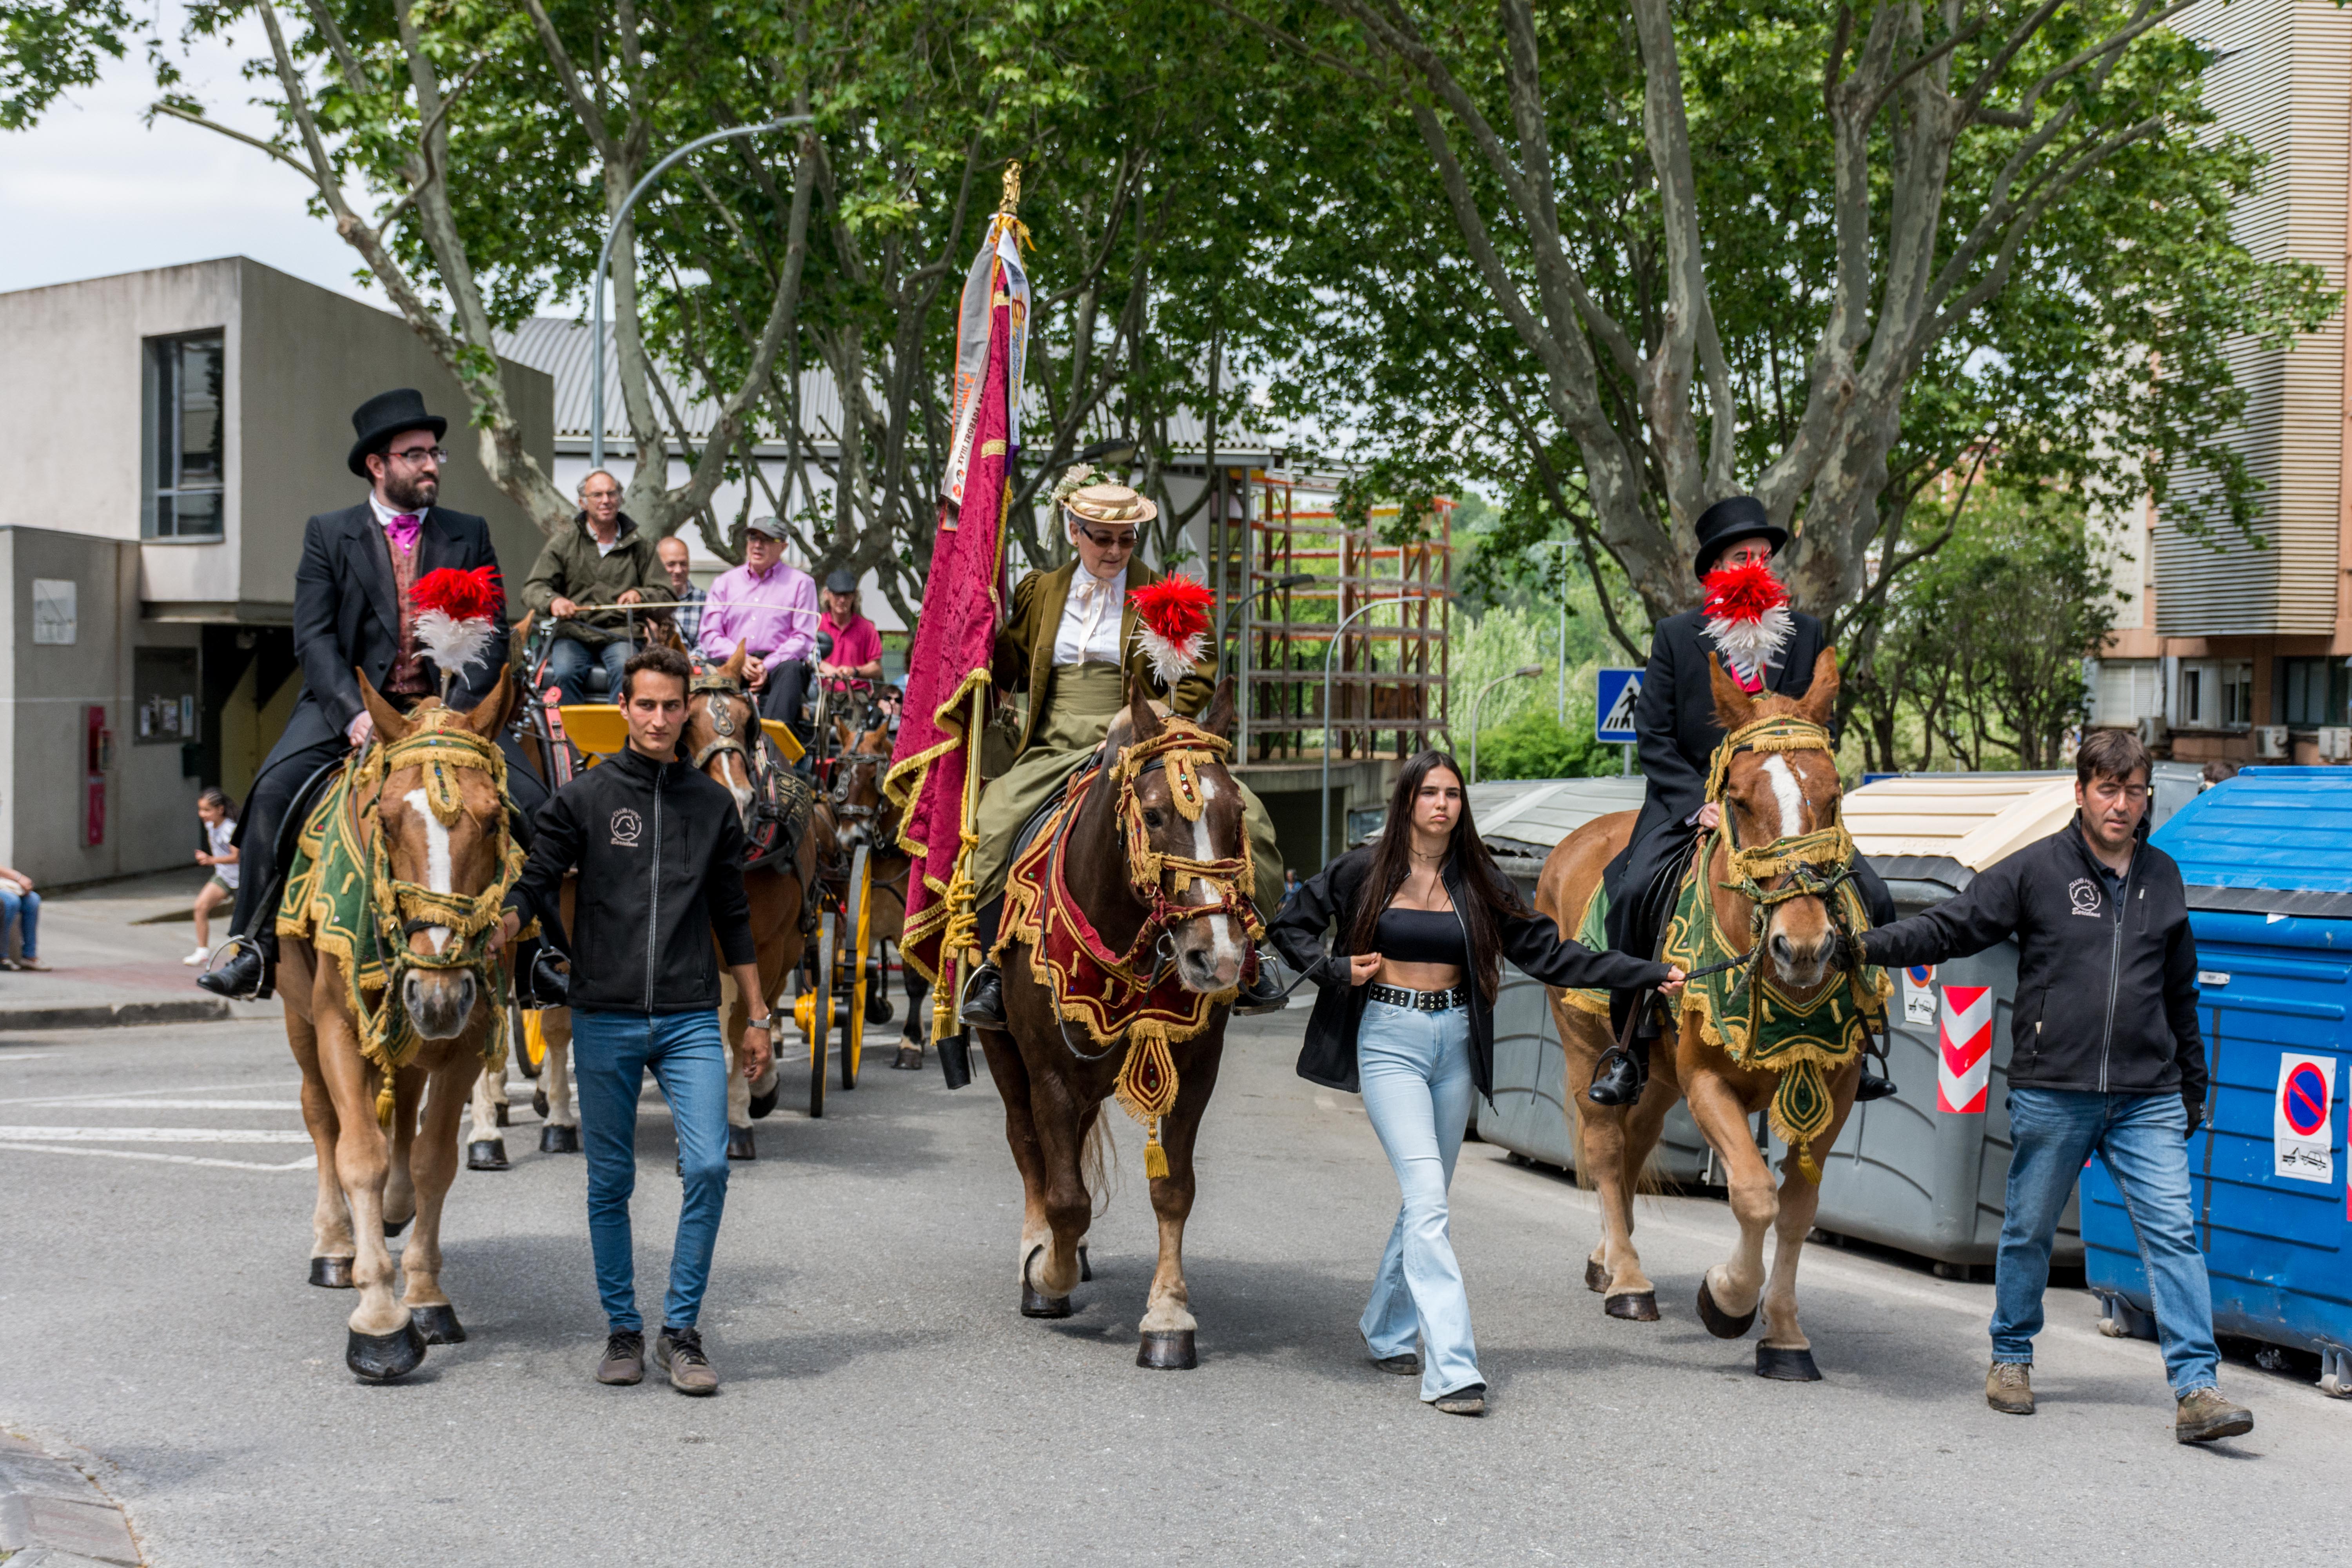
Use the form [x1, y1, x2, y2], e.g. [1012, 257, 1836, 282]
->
[188, 788, 240, 965]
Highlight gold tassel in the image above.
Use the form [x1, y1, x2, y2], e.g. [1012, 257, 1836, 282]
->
[1145, 1118, 1169, 1179]
[374, 1078, 396, 1129]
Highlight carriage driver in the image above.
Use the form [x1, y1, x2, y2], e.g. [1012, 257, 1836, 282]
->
[201, 389, 553, 1003]
[1588, 494, 1896, 1107]
[958, 479, 1289, 1030]
[519, 468, 675, 705]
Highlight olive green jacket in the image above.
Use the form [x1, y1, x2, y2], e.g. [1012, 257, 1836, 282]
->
[520, 512, 674, 646]
[990, 561, 1215, 755]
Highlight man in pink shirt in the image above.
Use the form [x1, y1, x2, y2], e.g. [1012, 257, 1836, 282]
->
[697, 517, 820, 728]
[817, 569, 884, 701]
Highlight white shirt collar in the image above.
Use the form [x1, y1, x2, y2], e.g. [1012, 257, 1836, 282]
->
[367, 492, 422, 529]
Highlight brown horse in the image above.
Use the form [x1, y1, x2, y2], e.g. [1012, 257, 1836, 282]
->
[1538, 650, 1869, 1380]
[980, 677, 1254, 1370]
[283, 670, 522, 1380]
[824, 716, 924, 1067]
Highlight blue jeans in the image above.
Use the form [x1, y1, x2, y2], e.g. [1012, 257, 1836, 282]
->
[544, 637, 632, 706]
[1995, 1086, 2219, 1396]
[1357, 999, 1481, 1401]
[570, 1009, 731, 1334]
[0, 887, 39, 960]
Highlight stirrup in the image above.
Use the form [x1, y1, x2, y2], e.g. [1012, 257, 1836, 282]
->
[1587, 1045, 1648, 1108]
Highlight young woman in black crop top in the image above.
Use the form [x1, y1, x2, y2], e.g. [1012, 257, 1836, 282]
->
[1268, 751, 1682, 1416]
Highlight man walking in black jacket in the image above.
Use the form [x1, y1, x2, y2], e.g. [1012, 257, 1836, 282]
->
[494, 646, 771, 1395]
[1861, 730, 2251, 1443]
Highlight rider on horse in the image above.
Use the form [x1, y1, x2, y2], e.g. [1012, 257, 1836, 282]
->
[958, 476, 1287, 1030]
[203, 389, 553, 1004]
[1590, 494, 1896, 1108]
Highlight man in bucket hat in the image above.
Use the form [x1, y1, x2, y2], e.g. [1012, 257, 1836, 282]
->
[202, 389, 535, 1002]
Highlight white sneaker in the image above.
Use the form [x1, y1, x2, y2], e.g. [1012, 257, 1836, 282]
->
[183, 946, 209, 966]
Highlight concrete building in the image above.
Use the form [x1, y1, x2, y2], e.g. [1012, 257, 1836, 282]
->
[0, 257, 552, 884]
[2092, 0, 2352, 766]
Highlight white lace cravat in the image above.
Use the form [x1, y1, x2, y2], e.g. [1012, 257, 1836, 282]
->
[1055, 567, 1126, 665]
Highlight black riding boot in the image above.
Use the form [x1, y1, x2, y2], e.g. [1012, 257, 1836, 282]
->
[198, 929, 276, 1002]
[1587, 1026, 1651, 1108]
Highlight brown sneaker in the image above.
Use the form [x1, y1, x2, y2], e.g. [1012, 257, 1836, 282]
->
[596, 1329, 644, 1385]
[1985, 1360, 2034, 1414]
[2175, 1386, 2252, 1444]
[654, 1326, 719, 1396]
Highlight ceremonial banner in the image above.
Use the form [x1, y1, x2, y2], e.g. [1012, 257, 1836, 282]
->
[886, 177, 1030, 987]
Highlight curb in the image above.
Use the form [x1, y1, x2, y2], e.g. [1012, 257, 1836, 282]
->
[0, 998, 258, 1034]
[0, 1432, 140, 1566]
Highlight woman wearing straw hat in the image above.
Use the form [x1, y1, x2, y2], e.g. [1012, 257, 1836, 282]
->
[957, 473, 1288, 1028]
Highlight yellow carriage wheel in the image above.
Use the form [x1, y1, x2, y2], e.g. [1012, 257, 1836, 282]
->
[513, 1002, 547, 1078]
[795, 912, 836, 1119]
[840, 845, 870, 1090]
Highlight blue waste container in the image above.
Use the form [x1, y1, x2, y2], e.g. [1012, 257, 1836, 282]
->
[2083, 768, 2352, 1398]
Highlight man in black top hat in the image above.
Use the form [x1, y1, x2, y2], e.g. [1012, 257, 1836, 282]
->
[201, 389, 547, 1001]
[1588, 495, 1896, 1106]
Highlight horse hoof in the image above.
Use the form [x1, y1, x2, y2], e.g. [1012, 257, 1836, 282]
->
[747, 1081, 780, 1120]
[727, 1126, 757, 1161]
[1584, 1258, 1608, 1294]
[494, 1103, 511, 1128]
[383, 1213, 410, 1239]
[891, 1044, 924, 1071]
[1697, 1278, 1757, 1340]
[309, 1256, 354, 1290]
[532, 1087, 549, 1119]
[410, 1304, 466, 1345]
[1604, 1291, 1659, 1322]
[466, 1138, 509, 1172]
[346, 1320, 428, 1382]
[539, 1124, 579, 1154]
[1136, 1330, 1197, 1370]
[1020, 1284, 1073, 1318]
[1756, 1344, 1821, 1381]
[1080, 1245, 1093, 1283]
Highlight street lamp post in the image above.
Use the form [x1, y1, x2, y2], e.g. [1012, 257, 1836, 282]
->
[1320, 594, 1417, 864]
[1216, 571, 1315, 660]
[1468, 664, 1545, 784]
[591, 116, 814, 472]
[1539, 539, 1572, 724]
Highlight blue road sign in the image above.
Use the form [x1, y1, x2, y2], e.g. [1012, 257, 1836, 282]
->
[1596, 668, 1642, 745]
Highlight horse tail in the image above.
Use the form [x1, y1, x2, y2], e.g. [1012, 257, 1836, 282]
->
[1081, 1111, 1118, 1219]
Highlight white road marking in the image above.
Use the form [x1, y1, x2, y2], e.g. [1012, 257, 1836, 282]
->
[24, 1099, 303, 1111]
[0, 1052, 56, 1062]
[404, 786, 454, 953]
[1760, 753, 1802, 839]
[0, 1126, 313, 1144]
[0, 1083, 297, 1107]
[0, 1141, 315, 1173]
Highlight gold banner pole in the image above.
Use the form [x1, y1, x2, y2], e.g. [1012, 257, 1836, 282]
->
[930, 684, 988, 1083]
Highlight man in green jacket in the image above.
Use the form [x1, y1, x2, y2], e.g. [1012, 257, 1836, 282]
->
[523, 470, 675, 703]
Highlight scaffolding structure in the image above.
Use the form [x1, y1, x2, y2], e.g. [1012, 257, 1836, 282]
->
[1203, 470, 1454, 766]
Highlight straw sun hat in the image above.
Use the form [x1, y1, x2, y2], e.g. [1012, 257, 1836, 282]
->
[1062, 482, 1158, 530]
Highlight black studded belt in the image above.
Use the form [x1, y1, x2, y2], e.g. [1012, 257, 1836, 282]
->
[1366, 982, 1467, 1013]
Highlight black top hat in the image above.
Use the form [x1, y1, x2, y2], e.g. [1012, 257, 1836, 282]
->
[348, 388, 448, 479]
[823, 568, 859, 596]
[1692, 494, 1788, 577]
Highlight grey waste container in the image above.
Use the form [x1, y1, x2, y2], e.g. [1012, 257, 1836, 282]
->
[1470, 777, 1713, 1185]
[1812, 773, 2085, 1267]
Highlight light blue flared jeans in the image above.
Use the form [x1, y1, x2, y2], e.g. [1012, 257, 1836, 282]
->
[1356, 998, 1482, 1401]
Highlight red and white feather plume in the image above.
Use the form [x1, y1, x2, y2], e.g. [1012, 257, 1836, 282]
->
[1700, 559, 1792, 679]
[409, 566, 503, 693]
[1127, 573, 1215, 688]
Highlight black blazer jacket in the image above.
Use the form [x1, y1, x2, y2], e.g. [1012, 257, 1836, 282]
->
[292, 502, 509, 733]
[1268, 845, 1670, 1099]
[1630, 607, 1829, 844]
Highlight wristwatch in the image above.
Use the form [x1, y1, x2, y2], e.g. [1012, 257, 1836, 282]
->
[744, 1016, 773, 1032]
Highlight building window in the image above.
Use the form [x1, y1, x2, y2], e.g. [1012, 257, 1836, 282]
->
[145, 330, 225, 539]
[2274, 656, 2348, 730]
[2176, 659, 2253, 731]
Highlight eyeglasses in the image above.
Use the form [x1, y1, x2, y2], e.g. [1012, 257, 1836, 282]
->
[389, 446, 447, 466]
[1075, 523, 1139, 550]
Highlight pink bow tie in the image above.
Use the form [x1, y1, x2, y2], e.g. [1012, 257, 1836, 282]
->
[386, 513, 421, 553]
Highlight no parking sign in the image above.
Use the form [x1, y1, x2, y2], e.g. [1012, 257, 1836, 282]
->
[2273, 1053, 2336, 1184]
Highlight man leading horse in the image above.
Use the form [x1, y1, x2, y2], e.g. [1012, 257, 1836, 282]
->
[1591, 494, 1895, 1107]
[203, 388, 552, 1003]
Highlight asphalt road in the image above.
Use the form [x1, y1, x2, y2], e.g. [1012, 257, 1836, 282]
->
[2, 1014, 2346, 1566]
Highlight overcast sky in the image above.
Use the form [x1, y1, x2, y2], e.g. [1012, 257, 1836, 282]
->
[0, 16, 384, 305]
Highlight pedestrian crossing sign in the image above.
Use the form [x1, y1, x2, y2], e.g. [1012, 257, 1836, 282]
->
[1596, 668, 1642, 744]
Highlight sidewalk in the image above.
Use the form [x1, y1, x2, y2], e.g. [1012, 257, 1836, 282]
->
[0, 869, 280, 1033]
[0, 1431, 141, 1565]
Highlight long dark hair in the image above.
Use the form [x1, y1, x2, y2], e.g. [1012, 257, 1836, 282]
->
[1345, 750, 1527, 1001]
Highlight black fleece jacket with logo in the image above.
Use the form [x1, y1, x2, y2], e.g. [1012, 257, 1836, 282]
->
[1860, 813, 2207, 1117]
[506, 743, 756, 1014]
